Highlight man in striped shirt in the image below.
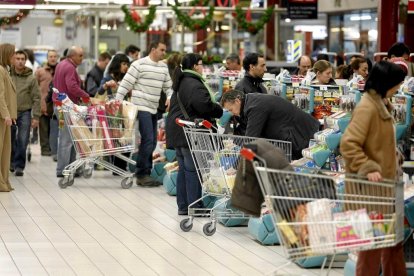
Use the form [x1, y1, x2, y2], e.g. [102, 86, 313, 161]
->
[116, 41, 172, 187]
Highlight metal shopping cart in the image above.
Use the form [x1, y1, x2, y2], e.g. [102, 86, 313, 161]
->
[177, 119, 292, 236]
[241, 148, 404, 275]
[55, 90, 138, 189]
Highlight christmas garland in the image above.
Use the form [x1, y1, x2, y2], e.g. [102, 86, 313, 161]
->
[121, 5, 157, 33]
[172, 0, 214, 31]
[234, 5, 274, 34]
[188, 0, 209, 6]
[0, 10, 30, 27]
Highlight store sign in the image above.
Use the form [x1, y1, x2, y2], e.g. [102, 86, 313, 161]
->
[409, 0, 414, 14]
[288, 0, 318, 20]
[1, 0, 36, 4]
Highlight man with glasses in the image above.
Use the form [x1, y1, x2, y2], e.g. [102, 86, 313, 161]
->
[234, 52, 267, 95]
[116, 41, 172, 187]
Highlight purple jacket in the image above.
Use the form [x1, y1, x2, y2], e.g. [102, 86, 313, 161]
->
[52, 58, 88, 104]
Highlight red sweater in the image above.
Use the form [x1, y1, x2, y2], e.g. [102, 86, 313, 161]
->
[52, 58, 88, 104]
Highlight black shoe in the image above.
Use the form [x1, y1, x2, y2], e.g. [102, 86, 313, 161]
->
[10, 167, 15, 173]
[57, 173, 64, 178]
[178, 210, 188, 215]
[15, 168, 24, 177]
[136, 175, 161, 187]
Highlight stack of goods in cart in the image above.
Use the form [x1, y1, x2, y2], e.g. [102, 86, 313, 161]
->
[219, 70, 241, 96]
[56, 94, 138, 158]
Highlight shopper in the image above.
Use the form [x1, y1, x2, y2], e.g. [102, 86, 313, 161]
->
[10, 50, 41, 177]
[85, 52, 111, 97]
[166, 53, 223, 215]
[293, 55, 313, 76]
[97, 53, 129, 97]
[335, 64, 352, 80]
[225, 53, 242, 71]
[125, 44, 140, 62]
[387, 42, 413, 76]
[350, 57, 369, 80]
[35, 50, 58, 157]
[116, 41, 172, 187]
[221, 90, 319, 160]
[0, 43, 16, 192]
[53, 46, 90, 178]
[311, 60, 336, 85]
[340, 61, 407, 276]
[234, 53, 267, 94]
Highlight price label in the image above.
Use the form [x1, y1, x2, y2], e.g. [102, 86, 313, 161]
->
[320, 85, 328, 91]
[315, 91, 323, 97]
[324, 91, 332, 97]
[292, 82, 300, 87]
[229, 76, 235, 81]
[332, 91, 340, 98]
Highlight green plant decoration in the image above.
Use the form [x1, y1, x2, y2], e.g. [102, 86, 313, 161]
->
[0, 10, 30, 27]
[172, 0, 214, 31]
[122, 4, 157, 33]
[234, 5, 274, 34]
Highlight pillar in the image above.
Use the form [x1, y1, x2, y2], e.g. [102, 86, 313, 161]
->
[377, 0, 399, 52]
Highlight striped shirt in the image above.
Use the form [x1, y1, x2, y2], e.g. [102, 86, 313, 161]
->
[116, 56, 173, 114]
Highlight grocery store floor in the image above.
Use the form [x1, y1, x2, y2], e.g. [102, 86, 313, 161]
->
[1, 146, 345, 276]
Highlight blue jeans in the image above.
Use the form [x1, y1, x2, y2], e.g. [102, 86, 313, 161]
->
[56, 122, 76, 175]
[175, 147, 202, 211]
[49, 117, 59, 156]
[11, 110, 31, 170]
[136, 111, 157, 176]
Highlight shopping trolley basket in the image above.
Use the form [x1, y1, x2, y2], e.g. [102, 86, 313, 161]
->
[55, 91, 138, 189]
[176, 119, 292, 236]
[241, 148, 404, 273]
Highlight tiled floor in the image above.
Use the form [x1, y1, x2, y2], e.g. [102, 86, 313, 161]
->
[2, 147, 345, 275]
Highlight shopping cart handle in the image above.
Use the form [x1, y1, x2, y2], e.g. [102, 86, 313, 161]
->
[194, 119, 212, 129]
[240, 148, 256, 161]
[175, 118, 196, 127]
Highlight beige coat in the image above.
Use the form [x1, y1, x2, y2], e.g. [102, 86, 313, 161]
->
[340, 90, 396, 180]
[0, 66, 17, 120]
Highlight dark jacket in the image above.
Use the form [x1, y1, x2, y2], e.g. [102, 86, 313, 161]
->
[85, 64, 104, 97]
[241, 93, 320, 160]
[166, 72, 223, 149]
[231, 139, 292, 216]
[234, 73, 267, 94]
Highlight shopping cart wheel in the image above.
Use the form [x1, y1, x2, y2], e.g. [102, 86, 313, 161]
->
[83, 168, 93, 179]
[203, 222, 216, 236]
[121, 177, 133, 189]
[180, 218, 193, 232]
[58, 177, 69, 189]
[67, 178, 74, 186]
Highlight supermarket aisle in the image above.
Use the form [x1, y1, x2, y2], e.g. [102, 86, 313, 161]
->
[1, 148, 344, 276]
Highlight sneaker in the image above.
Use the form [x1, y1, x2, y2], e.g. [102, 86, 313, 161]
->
[178, 210, 188, 216]
[15, 168, 24, 177]
[136, 175, 161, 187]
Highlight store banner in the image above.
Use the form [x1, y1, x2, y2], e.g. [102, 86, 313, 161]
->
[288, 0, 318, 20]
[409, 0, 414, 14]
[1, 0, 36, 4]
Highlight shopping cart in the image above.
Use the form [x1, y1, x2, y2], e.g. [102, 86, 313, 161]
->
[177, 119, 292, 236]
[55, 90, 138, 189]
[241, 148, 404, 274]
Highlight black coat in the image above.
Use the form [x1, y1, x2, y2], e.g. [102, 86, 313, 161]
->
[241, 93, 320, 160]
[166, 72, 223, 149]
[234, 73, 267, 94]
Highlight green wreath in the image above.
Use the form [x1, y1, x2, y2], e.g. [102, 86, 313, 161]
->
[172, 0, 214, 31]
[234, 5, 274, 34]
[0, 10, 30, 26]
[122, 5, 157, 33]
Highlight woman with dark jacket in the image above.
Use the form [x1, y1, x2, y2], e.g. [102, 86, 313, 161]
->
[166, 53, 223, 215]
[97, 53, 129, 97]
[221, 90, 319, 160]
[340, 61, 407, 276]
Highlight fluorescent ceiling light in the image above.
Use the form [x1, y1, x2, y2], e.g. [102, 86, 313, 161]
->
[0, 5, 34, 9]
[112, 0, 133, 3]
[35, 4, 82, 10]
[350, 15, 372, 21]
[148, 0, 161, 4]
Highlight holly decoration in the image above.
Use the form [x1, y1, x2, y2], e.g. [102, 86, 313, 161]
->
[122, 4, 156, 33]
[234, 5, 274, 35]
[172, 0, 214, 31]
[0, 10, 30, 27]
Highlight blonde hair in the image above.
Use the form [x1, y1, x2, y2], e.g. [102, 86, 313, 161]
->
[0, 43, 15, 67]
[312, 60, 332, 74]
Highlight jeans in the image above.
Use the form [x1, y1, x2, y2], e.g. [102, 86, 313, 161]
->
[11, 110, 31, 170]
[49, 117, 59, 156]
[56, 122, 76, 175]
[136, 111, 157, 176]
[175, 147, 202, 211]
